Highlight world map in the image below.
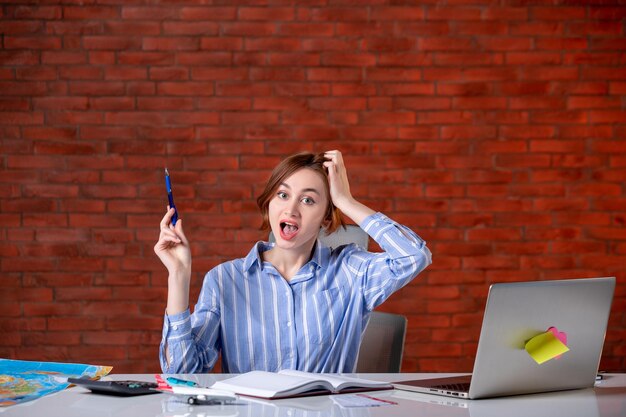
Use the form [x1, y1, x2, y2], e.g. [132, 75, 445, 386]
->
[0, 359, 112, 407]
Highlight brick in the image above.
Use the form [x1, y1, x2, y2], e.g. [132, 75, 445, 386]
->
[143, 37, 199, 51]
[454, 97, 507, 110]
[5, 36, 62, 50]
[0, 109, 38, 126]
[590, 110, 626, 124]
[22, 332, 81, 346]
[335, 21, 394, 37]
[279, 23, 334, 37]
[82, 36, 140, 51]
[58, 66, 103, 80]
[118, 52, 174, 66]
[525, 227, 582, 240]
[589, 7, 626, 20]
[551, 154, 603, 168]
[190, 68, 248, 81]
[228, 69, 289, 87]
[520, 67, 579, 81]
[435, 52, 502, 66]
[239, 6, 294, 21]
[179, 6, 236, 20]
[495, 155, 551, 168]
[553, 81, 608, 95]
[158, 82, 214, 96]
[467, 228, 522, 241]
[569, 22, 623, 37]
[533, 198, 589, 211]
[307, 68, 361, 81]
[9, 5, 62, 19]
[0, 20, 44, 34]
[455, 22, 509, 36]
[420, 37, 475, 52]
[216, 82, 272, 96]
[536, 38, 588, 51]
[532, 7, 586, 20]
[463, 255, 520, 270]
[0, 81, 47, 96]
[364, 37, 417, 52]
[530, 139, 585, 153]
[478, 37, 532, 51]
[395, 97, 450, 110]
[150, 67, 189, 80]
[510, 22, 564, 36]
[564, 52, 622, 65]
[570, 183, 622, 197]
[379, 52, 433, 67]
[68, 81, 125, 96]
[366, 68, 422, 82]
[482, 7, 528, 20]
[380, 83, 434, 96]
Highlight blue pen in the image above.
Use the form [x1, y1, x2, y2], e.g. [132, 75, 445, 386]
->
[164, 168, 178, 225]
[166, 376, 198, 387]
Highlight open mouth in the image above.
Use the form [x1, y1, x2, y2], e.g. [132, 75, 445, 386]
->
[279, 221, 299, 240]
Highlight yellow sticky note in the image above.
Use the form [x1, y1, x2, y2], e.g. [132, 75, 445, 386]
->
[525, 331, 570, 364]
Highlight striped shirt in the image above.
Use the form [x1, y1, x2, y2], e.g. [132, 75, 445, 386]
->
[160, 212, 432, 374]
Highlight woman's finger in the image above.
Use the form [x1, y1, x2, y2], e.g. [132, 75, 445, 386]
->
[174, 219, 189, 245]
[160, 206, 176, 229]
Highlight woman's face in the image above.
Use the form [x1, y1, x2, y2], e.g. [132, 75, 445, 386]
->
[268, 168, 329, 251]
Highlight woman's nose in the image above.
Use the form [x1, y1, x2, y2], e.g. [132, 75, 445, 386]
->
[284, 199, 300, 216]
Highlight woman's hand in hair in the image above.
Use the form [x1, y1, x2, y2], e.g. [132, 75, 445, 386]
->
[323, 150, 375, 226]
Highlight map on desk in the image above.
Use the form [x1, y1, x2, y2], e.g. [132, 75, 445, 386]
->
[0, 359, 112, 407]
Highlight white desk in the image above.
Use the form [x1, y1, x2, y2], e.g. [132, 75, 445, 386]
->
[3, 373, 626, 417]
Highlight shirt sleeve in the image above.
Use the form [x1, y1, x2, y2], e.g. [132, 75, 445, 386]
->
[159, 272, 222, 374]
[354, 212, 432, 311]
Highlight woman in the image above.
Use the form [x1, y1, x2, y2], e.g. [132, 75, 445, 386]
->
[155, 150, 432, 373]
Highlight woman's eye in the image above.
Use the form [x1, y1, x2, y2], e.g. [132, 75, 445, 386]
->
[277, 191, 288, 199]
[301, 197, 315, 205]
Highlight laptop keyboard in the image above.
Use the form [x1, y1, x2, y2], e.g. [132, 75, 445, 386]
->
[431, 382, 470, 392]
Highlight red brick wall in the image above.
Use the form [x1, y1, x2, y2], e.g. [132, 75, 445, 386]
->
[1, 1, 625, 373]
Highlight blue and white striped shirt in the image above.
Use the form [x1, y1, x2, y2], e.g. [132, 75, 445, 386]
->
[160, 212, 432, 374]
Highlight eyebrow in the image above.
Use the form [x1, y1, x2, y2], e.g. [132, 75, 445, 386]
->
[279, 182, 321, 196]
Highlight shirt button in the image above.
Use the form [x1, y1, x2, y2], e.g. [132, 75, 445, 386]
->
[173, 325, 178, 330]
[287, 322, 292, 327]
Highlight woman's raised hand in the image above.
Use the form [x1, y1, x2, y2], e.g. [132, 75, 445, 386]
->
[323, 150, 354, 210]
[154, 207, 191, 277]
[323, 150, 375, 226]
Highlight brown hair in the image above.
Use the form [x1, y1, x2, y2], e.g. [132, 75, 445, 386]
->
[256, 152, 346, 234]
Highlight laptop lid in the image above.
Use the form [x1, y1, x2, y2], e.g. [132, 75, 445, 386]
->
[468, 277, 615, 399]
[393, 277, 615, 399]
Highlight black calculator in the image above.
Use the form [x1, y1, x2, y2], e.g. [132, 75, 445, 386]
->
[68, 378, 160, 396]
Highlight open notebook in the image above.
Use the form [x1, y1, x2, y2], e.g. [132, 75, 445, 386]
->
[394, 277, 615, 399]
[211, 370, 392, 399]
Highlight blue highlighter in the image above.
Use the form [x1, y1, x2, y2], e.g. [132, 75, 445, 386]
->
[164, 168, 178, 225]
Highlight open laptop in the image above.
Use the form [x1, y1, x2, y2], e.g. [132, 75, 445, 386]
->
[393, 277, 616, 399]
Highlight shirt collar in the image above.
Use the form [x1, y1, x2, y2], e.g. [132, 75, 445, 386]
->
[243, 241, 272, 273]
[242, 240, 331, 275]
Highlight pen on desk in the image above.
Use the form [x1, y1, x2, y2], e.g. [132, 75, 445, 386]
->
[356, 394, 398, 405]
[166, 377, 199, 387]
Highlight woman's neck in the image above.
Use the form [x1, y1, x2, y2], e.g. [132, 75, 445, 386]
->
[263, 239, 316, 281]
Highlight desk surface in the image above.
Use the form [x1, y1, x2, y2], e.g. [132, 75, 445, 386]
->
[3, 373, 626, 417]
